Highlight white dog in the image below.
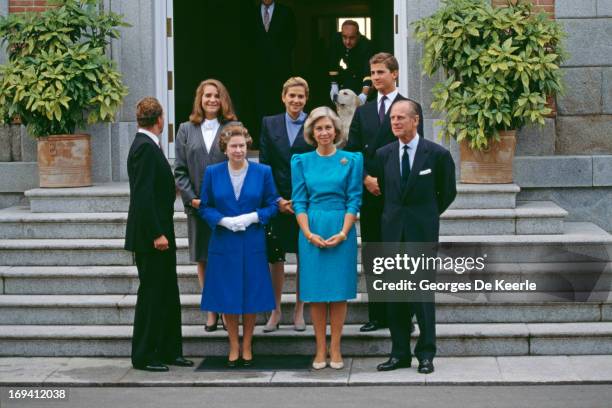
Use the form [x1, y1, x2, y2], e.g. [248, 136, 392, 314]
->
[334, 88, 362, 149]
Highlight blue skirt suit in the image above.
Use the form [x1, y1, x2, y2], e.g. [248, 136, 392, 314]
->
[198, 161, 279, 314]
[291, 150, 363, 302]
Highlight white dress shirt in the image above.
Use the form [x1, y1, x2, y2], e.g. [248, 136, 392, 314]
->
[377, 89, 399, 115]
[261, 2, 275, 23]
[200, 118, 219, 153]
[137, 128, 160, 147]
[399, 134, 420, 176]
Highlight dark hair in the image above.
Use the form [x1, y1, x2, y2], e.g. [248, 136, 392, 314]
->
[369, 52, 399, 72]
[341, 20, 360, 33]
[136, 97, 163, 128]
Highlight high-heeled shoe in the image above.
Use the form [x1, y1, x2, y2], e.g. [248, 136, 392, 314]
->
[293, 321, 306, 332]
[312, 360, 327, 370]
[226, 357, 241, 368]
[329, 360, 344, 370]
[204, 313, 219, 332]
[242, 357, 254, 367]
[263, 312, 281, 333]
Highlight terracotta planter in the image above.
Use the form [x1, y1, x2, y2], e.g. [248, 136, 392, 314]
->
[459, 130, 516, 184]
[37, 134, 92, 188]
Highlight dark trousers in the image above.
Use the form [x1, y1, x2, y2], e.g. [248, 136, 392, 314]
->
[387, 301, 436, 361]
[132, 249, 183, 367]
[360, 191, 387, 325]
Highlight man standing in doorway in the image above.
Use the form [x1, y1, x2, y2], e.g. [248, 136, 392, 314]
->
[374, 100, 456, 373]
[253, 0, 297, 145]
[125, 97, 193, 372]
[328, 20, 375, 104]
[345, 52, 424, 333]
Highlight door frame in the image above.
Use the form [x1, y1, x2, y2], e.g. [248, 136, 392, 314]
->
[154, 0, 410, 156]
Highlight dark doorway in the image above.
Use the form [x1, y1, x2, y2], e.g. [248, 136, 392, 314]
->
[173, 0, 394, 146]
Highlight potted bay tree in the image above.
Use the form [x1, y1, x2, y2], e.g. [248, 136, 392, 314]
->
[0, 0, 129, 187]
[414, 0, 565, 183]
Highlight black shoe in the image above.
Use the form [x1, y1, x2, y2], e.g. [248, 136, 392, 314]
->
[226, 358, 241, 368]
[204, 314, 219, 332]
[360, 321, 381, 332]
[376, 357, 411, 371]
[134, 363, 169, 372]
[418, 359, 434, 374]
[242, 358, 253, 367]
[163, 357, 194, 367]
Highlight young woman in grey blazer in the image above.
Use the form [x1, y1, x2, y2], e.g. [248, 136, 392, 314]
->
[174, 78, 238, 331]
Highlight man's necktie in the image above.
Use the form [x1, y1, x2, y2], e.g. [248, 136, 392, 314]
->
[378, 95, 387, 124]
[401, 145, 410, 186]
[263, 6, 270, 32]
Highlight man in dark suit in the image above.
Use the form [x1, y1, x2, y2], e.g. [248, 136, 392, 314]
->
[345, 52, 424, 332]
[328, 20, 375, 104]
[259, 77, 315, 331]
[125, 97, 193, 372]
[252, 0, 297, 145]
[375, 100, 456, 373]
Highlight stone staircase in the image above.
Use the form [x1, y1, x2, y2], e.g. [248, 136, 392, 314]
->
[0, 182, 611, 357]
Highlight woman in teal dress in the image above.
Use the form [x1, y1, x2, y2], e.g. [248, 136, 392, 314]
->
[291, 106, 363, 370]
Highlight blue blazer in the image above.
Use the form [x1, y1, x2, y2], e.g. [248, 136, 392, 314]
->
[198, 160, 279, 314]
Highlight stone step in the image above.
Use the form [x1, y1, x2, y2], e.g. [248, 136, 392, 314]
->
[0, 222, 609, 266]
[2, 262, 610, 295]
[25, 182, 522, 214]
[450, 183, 520, 209]
[0, 201, 566, 239]
[2, 322, 611, 357]
[0, 293, 610, 325]
[440, 201, 567, 235]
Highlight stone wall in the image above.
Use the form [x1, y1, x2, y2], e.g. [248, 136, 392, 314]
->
[555, 0, 612, 154]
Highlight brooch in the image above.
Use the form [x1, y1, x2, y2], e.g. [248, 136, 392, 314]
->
[340, 157, 348, 165]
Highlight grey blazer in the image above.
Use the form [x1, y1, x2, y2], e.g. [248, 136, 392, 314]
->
[174, 120, 229, 211]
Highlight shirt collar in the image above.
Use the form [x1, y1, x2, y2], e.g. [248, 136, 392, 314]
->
[138, 128, 160, 146]
[285, 111, 306, 125]
[399, 133, 420, 151]
[262, 2, 275, 12]
[201, 118, 219, 130]
[378, 89, 399, 105]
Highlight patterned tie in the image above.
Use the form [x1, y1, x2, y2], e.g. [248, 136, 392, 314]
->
[401, 145, 410, 186]
[263, 6, 270, 32]
[378, 95, 387, 124]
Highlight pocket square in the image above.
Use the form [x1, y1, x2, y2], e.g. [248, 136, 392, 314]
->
[419, 168, 432, 175]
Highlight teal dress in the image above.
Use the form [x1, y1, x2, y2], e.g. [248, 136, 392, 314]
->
[291, 150, 363, 302]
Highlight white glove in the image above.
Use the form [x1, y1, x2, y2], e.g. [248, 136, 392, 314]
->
[218, 217, 246, 232]
[358, 93, 367, 105]
[330, 82, 339, 102]
[233, 212, 259, 229]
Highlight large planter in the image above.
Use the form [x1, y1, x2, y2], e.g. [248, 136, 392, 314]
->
[37, 134, 92, 188]
[459, 130, 516, 184]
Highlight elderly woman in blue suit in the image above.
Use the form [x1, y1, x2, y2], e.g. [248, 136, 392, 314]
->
[199, 123, 278, 367]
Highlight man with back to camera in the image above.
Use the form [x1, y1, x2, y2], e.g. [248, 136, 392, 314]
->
[374, 100, 456, 373]
[125, 97, 193, 372]
[345, 52, 424, 333]
[328, 19, 375, 104]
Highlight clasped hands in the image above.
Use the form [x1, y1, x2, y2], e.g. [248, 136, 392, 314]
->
[308, 231, 346, 249]
[219, 212, 259, 232]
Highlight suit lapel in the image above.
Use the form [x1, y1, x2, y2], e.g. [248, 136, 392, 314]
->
[402, 137, 430, 200]
[237, 161, 255, 206]
[208, 124, 224, 157]
[387, 141, 402, 195]
[273, 115, 292, 158]
[194, 124, 209, 156]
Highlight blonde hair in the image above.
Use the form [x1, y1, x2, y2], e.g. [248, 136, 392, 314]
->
[281, 76, 309, 98]
[189, 79, 237, 125]
[303, 106, 344, 147]
[218, 123, 253, 153]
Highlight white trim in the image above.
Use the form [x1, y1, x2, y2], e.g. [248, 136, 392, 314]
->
[393, 0, 408, 96]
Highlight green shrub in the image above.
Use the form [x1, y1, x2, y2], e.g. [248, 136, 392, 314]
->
[413, 0, 566, 150]
[0, 0, 129, 137]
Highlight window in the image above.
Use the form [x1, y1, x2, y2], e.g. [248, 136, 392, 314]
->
[337, 17, 371, 39]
